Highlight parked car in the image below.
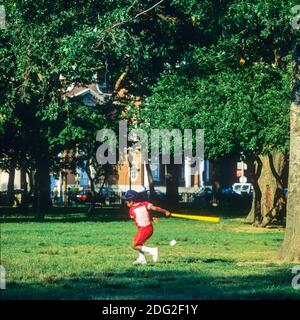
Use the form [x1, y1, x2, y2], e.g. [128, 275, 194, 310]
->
[74, 187, 117, 205]
[192, 186, 213, 207]
[98, 187, 117, 204]
[232, 183, 253, 195]
[74, 189, 92, 204]
[147, 189, 166, 205]
[192, 184, 253, 208]
[122, 189, 166, 206]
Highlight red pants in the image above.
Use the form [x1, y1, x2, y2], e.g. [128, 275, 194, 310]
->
[133, 225, 153, 245]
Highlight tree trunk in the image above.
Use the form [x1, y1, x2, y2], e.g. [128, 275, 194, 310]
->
[257, 152, 287, 227]
[165, 162, 179, 210]
[211, 158, 222, 206]
[279, 44, 300, 262]
[246, 155, 263, 223]
[62, 170, 68, 206]
[7, 162, 16, 206]
[145, 163, 158, 203]
[88, 179, 96, 215]
[27, 169, 34, 194]
[246, 152, 287, 227]
[20, 165, 29, 209]
[34, 151, 51, 219]
[85, 162, 96, 215]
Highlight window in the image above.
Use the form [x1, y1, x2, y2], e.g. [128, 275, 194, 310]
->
[79, 170, 89, 187]
[179, 165, 185, 180]
[130, 162, 138, 182]
[150, 163, 160, 181]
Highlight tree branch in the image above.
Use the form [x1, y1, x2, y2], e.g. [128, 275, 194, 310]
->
[134, 0, 165, 20]
[98, 0, 165, 39]
[114, 66, 129, 92]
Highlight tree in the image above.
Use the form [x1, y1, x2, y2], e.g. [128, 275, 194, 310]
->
[140, 0, 294, 225]
[279, 43, 300, 262]
[1, 0, 200, 217]
[74, 105, 118, 214]
[142, 64, 290, 215]
[1, 1, 93, 217]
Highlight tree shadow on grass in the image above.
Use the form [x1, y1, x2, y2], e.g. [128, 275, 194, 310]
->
[0, 207, 131, 224]
[2, 267, 298, 300]
[0, 206, 251, 224]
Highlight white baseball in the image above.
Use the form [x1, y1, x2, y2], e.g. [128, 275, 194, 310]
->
[170, 240, 177, 246]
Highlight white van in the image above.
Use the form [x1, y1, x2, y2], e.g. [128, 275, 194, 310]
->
[232, 183, 253, 195]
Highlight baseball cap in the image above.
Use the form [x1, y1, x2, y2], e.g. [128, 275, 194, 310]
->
[121, 190, 140, 201]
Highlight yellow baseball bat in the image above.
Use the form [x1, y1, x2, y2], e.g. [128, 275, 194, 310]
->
[171, 213, 220, 223]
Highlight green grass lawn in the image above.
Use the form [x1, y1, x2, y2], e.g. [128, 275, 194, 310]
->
[1, 210, 299, 300]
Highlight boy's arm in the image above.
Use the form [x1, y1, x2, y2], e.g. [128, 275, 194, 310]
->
[149, 204, 171, 217]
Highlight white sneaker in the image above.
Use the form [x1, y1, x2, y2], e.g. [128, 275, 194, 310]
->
[133, 258, 147, 265]
[150, 248, 158, 262]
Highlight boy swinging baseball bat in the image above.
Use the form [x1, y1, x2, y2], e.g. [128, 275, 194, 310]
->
[122, 190, 171, 265]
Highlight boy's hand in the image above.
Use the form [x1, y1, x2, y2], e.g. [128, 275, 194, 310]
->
[165, 210, 171, 217]
[152, 217, 159, 223]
